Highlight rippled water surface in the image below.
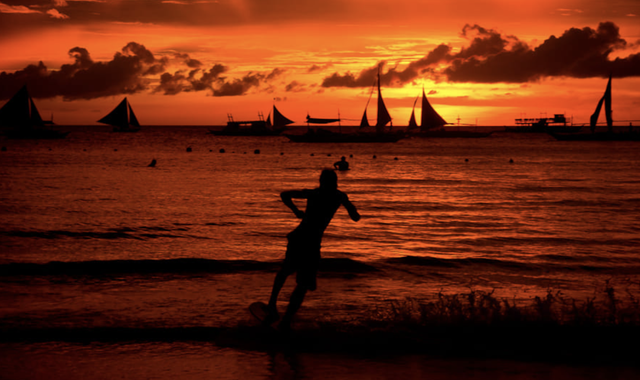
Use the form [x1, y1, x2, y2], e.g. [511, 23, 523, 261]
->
[1, 126, 639, 379]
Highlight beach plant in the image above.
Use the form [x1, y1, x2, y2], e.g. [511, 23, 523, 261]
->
[356, 283, 640, 330]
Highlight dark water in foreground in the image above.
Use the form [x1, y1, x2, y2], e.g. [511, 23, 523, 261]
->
[1, 126, 639, 378]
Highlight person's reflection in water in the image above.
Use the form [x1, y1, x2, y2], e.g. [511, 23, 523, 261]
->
[266, 169, 360, 332]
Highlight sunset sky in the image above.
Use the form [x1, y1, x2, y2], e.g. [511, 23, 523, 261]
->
[1, 0, 639, 126]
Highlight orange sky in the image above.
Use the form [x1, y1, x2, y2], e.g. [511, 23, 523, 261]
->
[1, 0, 639, 126]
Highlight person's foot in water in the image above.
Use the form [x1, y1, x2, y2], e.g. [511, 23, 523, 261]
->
[262, 304, 280, 326]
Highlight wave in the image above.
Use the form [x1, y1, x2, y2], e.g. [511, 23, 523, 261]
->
[383, 255, 640, 274]
[0, 257, 377, 277]
[0, 226, 211, 241]
[2, 253, 638, 278]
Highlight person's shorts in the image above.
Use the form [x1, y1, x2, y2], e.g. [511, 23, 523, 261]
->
[282, 236, 320, 291]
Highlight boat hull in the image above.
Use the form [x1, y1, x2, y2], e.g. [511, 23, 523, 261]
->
[505, 126, 582, 133]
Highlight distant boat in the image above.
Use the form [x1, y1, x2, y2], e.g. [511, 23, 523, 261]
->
[408, 89, 493, 138]
[210, 105, 293, 136]
[0, 85, 68, 139]
[98, 97, 141, 132]
[549, 75, 640, 141]
[505, 113, 581, 133]
[285, 70, 404, 143]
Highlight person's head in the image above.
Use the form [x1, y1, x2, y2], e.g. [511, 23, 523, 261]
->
[341, 156, 346, 161]
[319, 169, 338, 190]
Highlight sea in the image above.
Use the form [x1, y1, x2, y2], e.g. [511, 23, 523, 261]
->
[1, 125, 640, 379]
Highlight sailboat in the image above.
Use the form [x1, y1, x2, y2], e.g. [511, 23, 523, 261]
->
[408, 89, 492, 138]
[549, 75, 639, 141]
[0, 85, 68, 139]
[285, 70, 404, 143]
[210, 105, 293, 136]
[98, 97, 141, 132]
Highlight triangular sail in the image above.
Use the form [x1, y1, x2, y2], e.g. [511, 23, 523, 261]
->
[98, 97, 140, 131]
[604, 74, 612, 131]
[266, 113, 272, 127]
[420, 88, 447, 131]
[407, 96, 419, 130]
[375, 71, 391, 132]
[273, 105, 294, 128]
[359, 109, 370, 128]
[98, 98, 129, 129]
[359, 83, 374, 128]
[0, 85, 45, 128]
[590, 97, 605, 132]
[128, 103, 140, 128]
[590, 75, 613, 132]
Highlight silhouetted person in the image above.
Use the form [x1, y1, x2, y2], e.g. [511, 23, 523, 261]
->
[333, 156, 350, 171]
[267, 169, 360, 331]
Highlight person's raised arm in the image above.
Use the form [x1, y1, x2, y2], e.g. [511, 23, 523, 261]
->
[342, 194, 360, 222]
[281, 190, 307, 219]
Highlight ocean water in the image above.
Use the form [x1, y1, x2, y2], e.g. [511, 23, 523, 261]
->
[1, 125, 640, 379]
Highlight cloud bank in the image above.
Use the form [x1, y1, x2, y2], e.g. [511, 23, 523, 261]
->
[322, 21, 640, 88]
[0, 43, 281, 100]
[2, 22, 639, 101]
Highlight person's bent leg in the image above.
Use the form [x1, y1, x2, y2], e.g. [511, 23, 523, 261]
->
[278, 285, 308, 331]
[266, 268, 291, 323]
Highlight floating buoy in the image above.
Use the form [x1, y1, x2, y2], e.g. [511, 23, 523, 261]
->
[509, 158, 514, 163]
[311, 153, 315, 156]
[254, 149, 260, 154]
[372, 155, 377, 159]
[186, 147, 192, 152]
[394, 157, 398, 160]
[148, 159, 157, 167]
[219, 148, 225, 153]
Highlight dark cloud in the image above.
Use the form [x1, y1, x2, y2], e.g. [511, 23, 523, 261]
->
[308, 63, 333, 73]
[285, 80, 305, 92]
[266, 68, 286, 81]
[0, 42, 284, 99]
[175, 53, 203, 69]
[0, 42, 164, 100]
[321, 21, 640, 87]
[212, 72, 261, 96]
[321, 46, 451, 89]
[444, 21, 639, 82]
[155, 64, 228, 95]
[321, 64, 380, 88]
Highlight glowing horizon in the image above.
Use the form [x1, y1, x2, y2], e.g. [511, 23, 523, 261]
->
[1, 0, 639, 126]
